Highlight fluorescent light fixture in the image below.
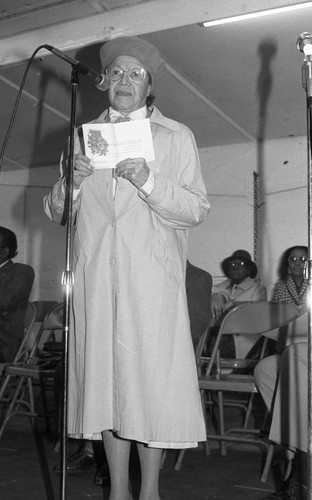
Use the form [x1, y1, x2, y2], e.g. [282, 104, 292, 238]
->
[201, 2, 312, 27]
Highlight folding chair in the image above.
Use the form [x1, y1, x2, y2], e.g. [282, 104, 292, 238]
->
[199, 302, 300, 479]
[0, 302, 63, 440]
[174, 302, 301, 479]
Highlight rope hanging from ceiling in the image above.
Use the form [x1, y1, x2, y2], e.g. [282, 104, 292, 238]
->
[253, 171, 259, 267]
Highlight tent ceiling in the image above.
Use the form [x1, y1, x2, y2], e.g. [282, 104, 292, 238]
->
[0, 0, 310, 171]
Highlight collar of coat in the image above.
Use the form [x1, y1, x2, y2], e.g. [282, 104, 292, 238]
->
[285, 274, 309, 301]
[224, 276, 256, 290]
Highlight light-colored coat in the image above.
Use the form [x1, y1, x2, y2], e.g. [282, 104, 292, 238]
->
[44, 106, 210, 447]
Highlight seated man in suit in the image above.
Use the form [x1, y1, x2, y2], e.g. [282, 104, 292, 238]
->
[185, 259, 212, 349]
[0, 226, 35, 362]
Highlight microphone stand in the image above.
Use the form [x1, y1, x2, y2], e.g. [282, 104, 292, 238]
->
[300, 50, 312, 500]
[59, 67, 78, 500]
[43, 45, 108, 499]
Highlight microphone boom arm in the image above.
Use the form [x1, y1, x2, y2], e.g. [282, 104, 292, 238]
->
[43, 44, 109, 90]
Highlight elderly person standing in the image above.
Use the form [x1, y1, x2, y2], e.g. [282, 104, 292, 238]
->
[44, 36, 209, 500]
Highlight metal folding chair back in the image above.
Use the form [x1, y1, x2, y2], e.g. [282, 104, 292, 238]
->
[29, 302, 63, 357]
[199, 301, 300, 480]
[174, 302, 301, 478]
[205, 301, 300, 375]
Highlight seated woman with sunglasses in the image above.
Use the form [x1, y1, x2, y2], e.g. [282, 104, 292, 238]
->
[270, 246, 309, 307]
[254, 246, 308, 499]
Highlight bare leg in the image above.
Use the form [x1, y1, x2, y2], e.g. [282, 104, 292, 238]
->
[102, 430, 132, 500]
[136, 443, 162, 500]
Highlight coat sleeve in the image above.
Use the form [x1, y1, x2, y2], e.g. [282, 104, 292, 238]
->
[140, 125, 210, 229]
[43, 176, 82, 225]
[43, 131, 83, 225]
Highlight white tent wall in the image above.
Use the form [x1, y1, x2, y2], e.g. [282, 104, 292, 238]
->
[190, 134, 308, 296]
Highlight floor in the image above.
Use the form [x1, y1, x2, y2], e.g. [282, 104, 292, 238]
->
[0, 396, 288, 500]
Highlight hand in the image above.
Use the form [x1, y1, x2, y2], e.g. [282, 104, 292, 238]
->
[211, 294, 226, 321]
[115, 157, 149, 188]
[73, 154, 95, 189]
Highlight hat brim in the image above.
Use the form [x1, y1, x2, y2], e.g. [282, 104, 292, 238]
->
[221, 257, 258, 278]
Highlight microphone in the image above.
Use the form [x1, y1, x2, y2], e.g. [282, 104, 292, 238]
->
[43, 44, 109, 91]
[296, 32, 312, 56]
[296, 33, 312, 101]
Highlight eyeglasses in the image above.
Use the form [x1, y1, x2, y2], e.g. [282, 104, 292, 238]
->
[288, 256, 307, 263]
[105, 65, 147, 83]
[228, 260, 246, 267]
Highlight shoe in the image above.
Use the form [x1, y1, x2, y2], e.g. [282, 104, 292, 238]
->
[94, 463, 111, 487]
[262, 477, 307, 499]
[54, 448, 96, 473]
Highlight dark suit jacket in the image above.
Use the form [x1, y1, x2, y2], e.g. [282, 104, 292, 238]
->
[186, 260, 212, 348]
[0, 260, 35, 362]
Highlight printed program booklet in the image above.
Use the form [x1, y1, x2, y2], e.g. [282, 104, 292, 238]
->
[82, 118, 155, 169]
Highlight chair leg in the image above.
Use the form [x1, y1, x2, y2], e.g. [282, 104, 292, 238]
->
[34, 378, 52, 433]
[0, 374, 38, 442]
[261, 442, 275, 482]
[0, 376, 27, 440]
[217, 390, 227, 456]
[172, 388, 213, 472]
[243, 393, 255, 429]
[160, 450, 167, 469]
[204, 440, 211, 455]
[27, 377, 36, 427]
[0, 374, 13, 399]
[284, 457, 294, 481]
[174, 449, 185, 471]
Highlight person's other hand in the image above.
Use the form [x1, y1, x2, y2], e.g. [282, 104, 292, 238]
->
[73, 154, 94, 189]
[211, 294, 226, 321]
[115, 157, 149, 188]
